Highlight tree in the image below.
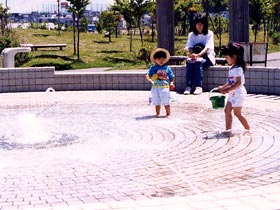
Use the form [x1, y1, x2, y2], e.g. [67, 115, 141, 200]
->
[174, 0, 202, 36]
[260, 0, 272, 42]
[111, 0, 134, 33]
[273, 2, 280, 32]
[268, 1, 280, 32]
[57, 0, 61, 35]
[204, 0, 228, 53]
[249, 0, 266, 42]
[67, 4, 77, 55]
[265, 0, 280, 44]
[98, 10, 119, 42]
[80, 16, 89, 32]
[130, 0, 152, 47]
[148, 0, 156, 42]
[111, 0, 136, 51]
[111, 0, 152, 48]
[0, 3, 9, 36]
[66, 0, 90, 60]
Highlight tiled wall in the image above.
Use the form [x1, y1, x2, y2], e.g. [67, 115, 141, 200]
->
[203, 66, 280, 94]
[0, 67, 54, 92]
[0, 65, 279, 95]
[54, 71, 149, 91]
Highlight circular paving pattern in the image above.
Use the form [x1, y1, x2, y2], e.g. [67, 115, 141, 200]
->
[0, 91, 279, 209]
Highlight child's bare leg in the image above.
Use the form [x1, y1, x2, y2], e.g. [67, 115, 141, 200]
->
[224, 102, 233, 131]
[233, 107, 250, 130]
[155, 105, 161, 117]
[165, 105, 170, 117]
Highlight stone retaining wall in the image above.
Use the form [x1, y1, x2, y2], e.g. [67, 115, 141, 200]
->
[0, 65, 279, 95]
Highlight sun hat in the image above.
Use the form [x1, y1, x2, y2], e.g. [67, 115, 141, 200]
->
[150, 48, 170, 64]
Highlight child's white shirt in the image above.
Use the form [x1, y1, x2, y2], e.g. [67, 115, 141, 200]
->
[227, 65, 246, 96]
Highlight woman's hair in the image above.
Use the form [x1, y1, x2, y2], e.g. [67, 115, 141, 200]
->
[192, 13, 209, 35]
[221, 42, 247, 71]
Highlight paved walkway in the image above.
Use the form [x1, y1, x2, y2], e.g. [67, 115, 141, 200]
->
[0, 91, 279, 210]
[267, 52, 280, 67]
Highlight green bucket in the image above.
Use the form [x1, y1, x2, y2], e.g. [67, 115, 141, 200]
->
[209, 88, 226, 109]
[210, 95, 225, 109]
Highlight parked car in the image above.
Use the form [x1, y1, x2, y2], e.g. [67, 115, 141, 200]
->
[87, 24, 96, 32]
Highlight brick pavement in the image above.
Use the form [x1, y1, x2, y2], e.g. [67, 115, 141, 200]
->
[0, 91, 279, 210]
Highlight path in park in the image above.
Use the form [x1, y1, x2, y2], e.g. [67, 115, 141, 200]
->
[267, 52, 280, 67]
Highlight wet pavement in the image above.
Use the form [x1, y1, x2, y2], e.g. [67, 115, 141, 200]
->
[0, 91, 279, 210]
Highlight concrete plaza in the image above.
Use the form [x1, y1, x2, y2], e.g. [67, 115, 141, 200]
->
[0, 90, 279, 210]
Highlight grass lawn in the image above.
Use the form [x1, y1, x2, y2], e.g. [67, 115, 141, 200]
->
[16, 29, 156, 70]
[14, 28, 280, 70]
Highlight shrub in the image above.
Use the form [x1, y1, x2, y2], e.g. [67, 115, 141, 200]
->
[0, 36, 12, 52]
[175, 48, 187, 56]
[15, 53, 32, 67]
[138, 47, 152, 66]
[272, 32, 280, 45]
[0, 34, 31, 67]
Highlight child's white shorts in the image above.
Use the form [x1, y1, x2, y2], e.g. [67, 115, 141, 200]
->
[227, 93, 245, 107]
[151, 87, 170, 106]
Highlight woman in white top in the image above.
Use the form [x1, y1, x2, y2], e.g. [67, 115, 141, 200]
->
[184, 13, 215, 95]
[217, 42, 250, 134]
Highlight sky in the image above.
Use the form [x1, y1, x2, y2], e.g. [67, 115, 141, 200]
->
[0, 0, 115, 13]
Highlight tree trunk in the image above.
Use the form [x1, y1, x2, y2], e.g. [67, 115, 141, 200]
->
[129, 23, 133, 52]
[72, 13, 76, 55]
[218, 15, 222, 55]
[138, 19, 143, 47]
[115, 26, 118, 38]
[182, 15, 187, 36]
[1, 17, 5, 36]
[57, 0, 60, 35]
[229, 0, 249, 42]
[109, 26, 112, 42]
[263, 20, 267, 42]
[77, 19, 80, 60]
[151, 16, 155, 42]
[254, 29, 257, 43]
[156, 0, 174, 55]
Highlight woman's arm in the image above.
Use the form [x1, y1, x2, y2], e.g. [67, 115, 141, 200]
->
[197, 30, 214, 58]
[197, 47, 209, 58]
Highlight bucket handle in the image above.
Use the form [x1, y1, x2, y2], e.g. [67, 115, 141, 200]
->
[208, 87, 220, 99]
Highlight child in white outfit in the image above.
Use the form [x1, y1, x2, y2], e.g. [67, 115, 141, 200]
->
[226, 65, 247, 107]
[216, 42, 250, 134]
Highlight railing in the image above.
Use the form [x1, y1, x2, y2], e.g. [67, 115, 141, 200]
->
[240, 42, 268, 66]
